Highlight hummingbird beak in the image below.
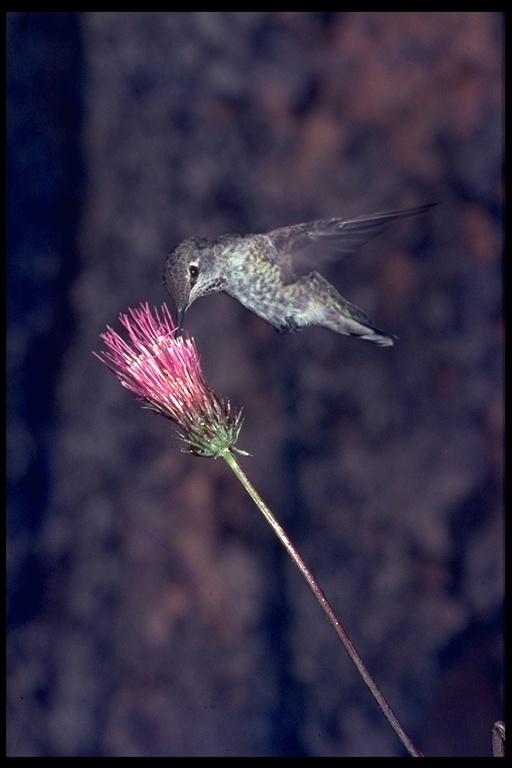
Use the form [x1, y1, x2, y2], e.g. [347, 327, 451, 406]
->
[176, 306, 187, 336]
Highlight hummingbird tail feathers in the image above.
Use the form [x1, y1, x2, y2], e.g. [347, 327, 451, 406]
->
[330, 314, 395, 346]
[302, 272, 395, 346]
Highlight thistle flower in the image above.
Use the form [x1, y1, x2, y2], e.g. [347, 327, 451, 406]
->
[94, 302, 422, 757]
[94, 303, 244, 457]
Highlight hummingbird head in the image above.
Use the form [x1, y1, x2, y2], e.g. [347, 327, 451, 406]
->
[163, 237, 224, 333]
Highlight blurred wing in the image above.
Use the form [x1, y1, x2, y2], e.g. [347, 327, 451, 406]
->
[267, 203, 436, 283]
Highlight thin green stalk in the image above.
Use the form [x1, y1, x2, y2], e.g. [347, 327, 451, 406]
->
[222, 448, 423, 758]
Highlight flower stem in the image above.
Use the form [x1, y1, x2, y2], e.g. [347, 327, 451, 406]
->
[222, 448, 423, 758]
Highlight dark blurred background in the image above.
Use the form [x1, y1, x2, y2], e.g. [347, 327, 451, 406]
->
[7, 12, 503, 757]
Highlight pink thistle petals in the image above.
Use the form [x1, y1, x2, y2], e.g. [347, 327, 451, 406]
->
[94, 303, 244, 458]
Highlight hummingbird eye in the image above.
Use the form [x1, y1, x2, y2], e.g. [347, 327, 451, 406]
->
[189, 263, 199, 284]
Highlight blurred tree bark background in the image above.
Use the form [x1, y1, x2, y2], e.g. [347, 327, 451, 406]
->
[7, 12, 503, 756]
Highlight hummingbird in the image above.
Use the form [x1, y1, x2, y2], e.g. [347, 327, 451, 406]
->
[163, 203, 435, 346]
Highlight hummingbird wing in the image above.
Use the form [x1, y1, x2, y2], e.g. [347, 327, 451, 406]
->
[267, 203, 436, 284]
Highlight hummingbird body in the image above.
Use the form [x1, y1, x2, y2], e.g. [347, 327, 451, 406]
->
[164, 204, 435, 346]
